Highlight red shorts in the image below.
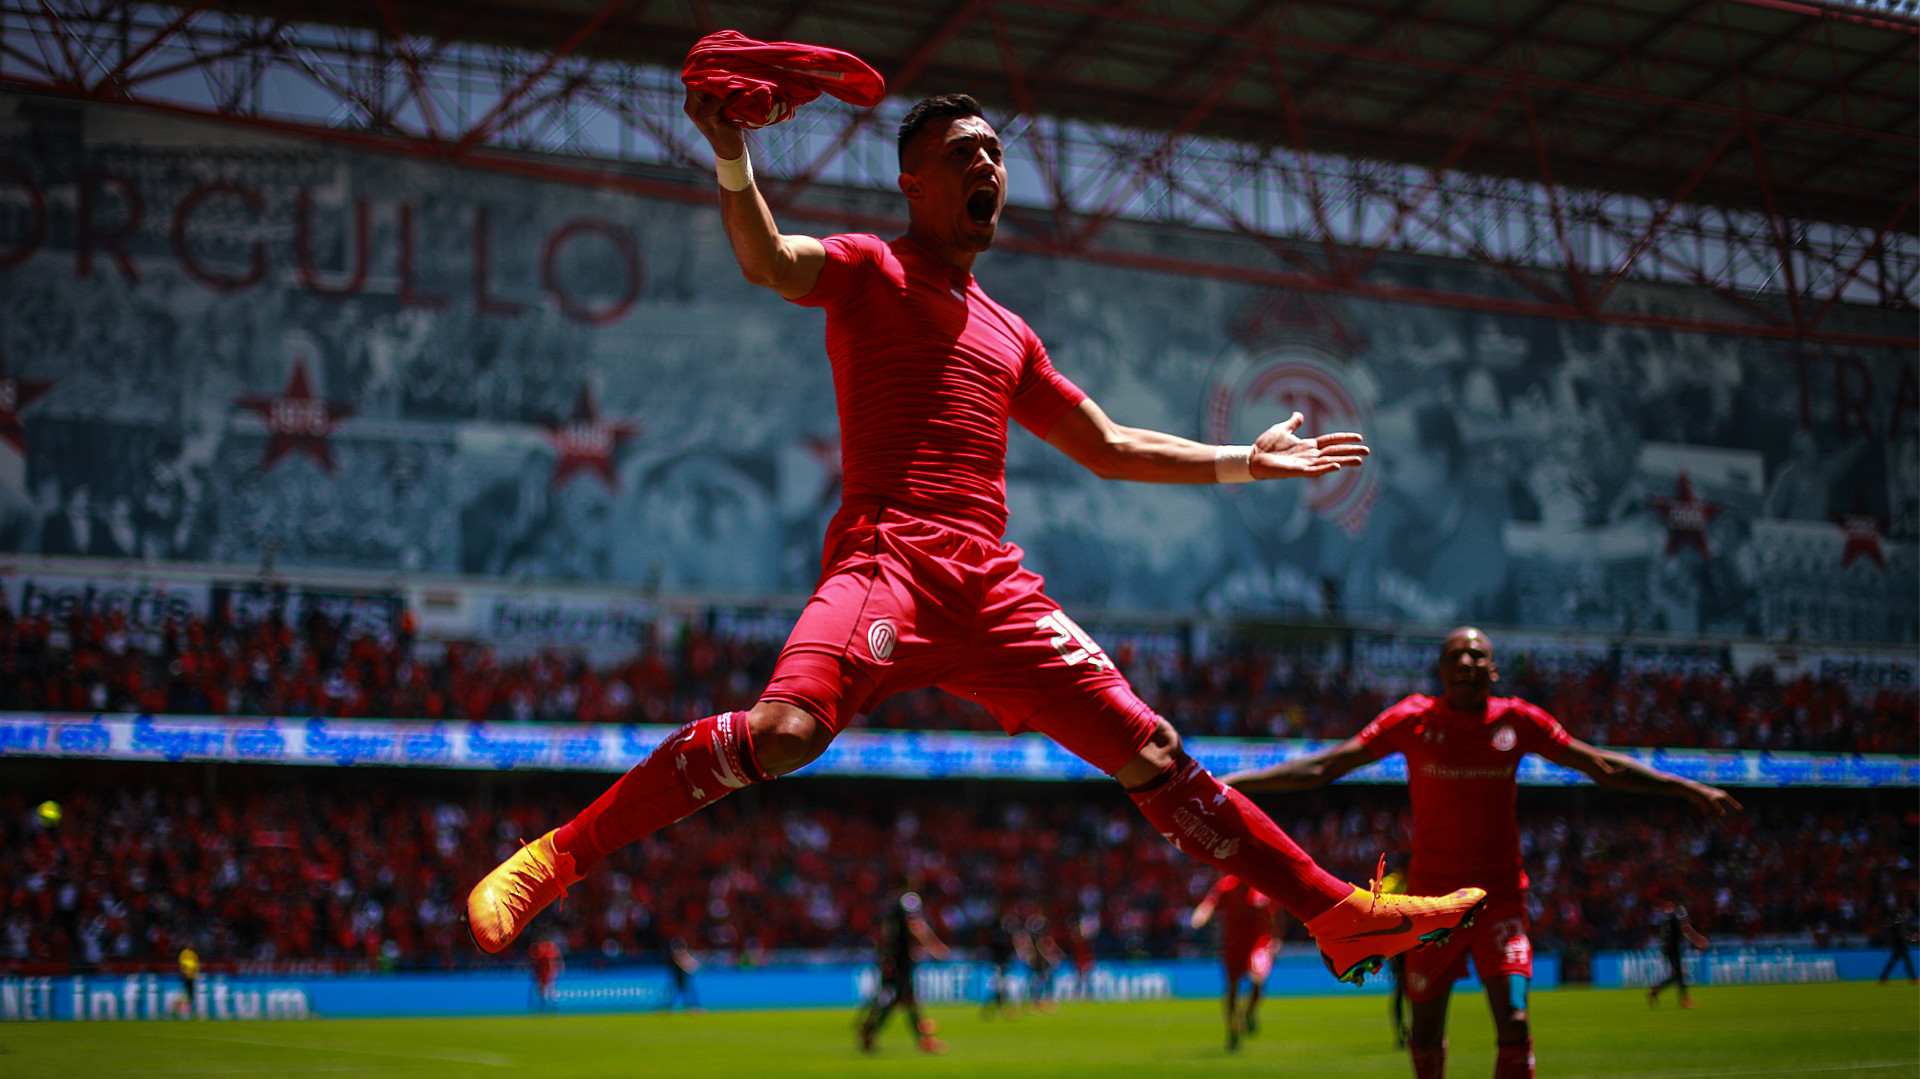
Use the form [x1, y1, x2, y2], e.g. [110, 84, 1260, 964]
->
[1401, 891, 1532, 1002]
[1224, 932, 1274, 983]
[760, 508, 1159, 776]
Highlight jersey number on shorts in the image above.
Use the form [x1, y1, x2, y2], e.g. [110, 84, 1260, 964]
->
[1037, 612, 1114, 671]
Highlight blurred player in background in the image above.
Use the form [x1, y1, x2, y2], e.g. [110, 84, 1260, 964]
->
[1229, 626, 1741, 1079]
[1646, 902, 1708, 1008]
[1190, 873, 1280, 1050]
[529, 939, 562, 1012]
[858, 883, 951, 1054]
[661, 936, 701, 1011]
[175, 946, 199, 1019]
[469, 67, 1489, 995]
[981, 912, 1023, 1019]
[1878, 908, 1917, 985]
[1023, 914, 1064, 1013]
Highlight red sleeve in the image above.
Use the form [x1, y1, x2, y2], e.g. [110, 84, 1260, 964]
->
[1506, 698, 1574, 754]
[786, 233, 882, 309]
[1354, 695, 1433, 760]
[1009, 337, 1087, 439]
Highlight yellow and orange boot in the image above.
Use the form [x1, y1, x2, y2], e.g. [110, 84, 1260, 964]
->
[466, 830, 584, 954]
[1305, 860, 1485, 984]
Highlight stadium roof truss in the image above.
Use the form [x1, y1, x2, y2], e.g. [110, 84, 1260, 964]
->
[0, 0, 1915, 346]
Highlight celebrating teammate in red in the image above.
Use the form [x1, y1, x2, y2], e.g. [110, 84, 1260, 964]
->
[1190, 874, 1280, 1051]
[467, 83, 1487, 987]
[1228, 626, 1742, 1079]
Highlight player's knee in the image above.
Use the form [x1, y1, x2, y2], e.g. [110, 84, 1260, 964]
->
[1497, 1009, 1529, 1042]
[1115, 717, 1183, 788]
[745, 702, 833, 776]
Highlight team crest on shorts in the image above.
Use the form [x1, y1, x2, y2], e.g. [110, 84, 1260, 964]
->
[868, 619, 897, 661]
[1491, 724, 1517, 751]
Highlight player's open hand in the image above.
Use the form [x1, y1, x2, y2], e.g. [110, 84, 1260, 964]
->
[1688, 783, 1742, 819]
[684, 88, 746, 158]
[1250, 412, 1370, 479]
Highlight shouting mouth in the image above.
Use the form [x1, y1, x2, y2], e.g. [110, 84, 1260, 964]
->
[967, 188, 998, 226]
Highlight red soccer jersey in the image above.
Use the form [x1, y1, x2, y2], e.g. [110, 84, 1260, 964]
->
[1203, 874, 1277, 944]
[1356, 695, 1573, 898]
[789, 234, 1087, 542]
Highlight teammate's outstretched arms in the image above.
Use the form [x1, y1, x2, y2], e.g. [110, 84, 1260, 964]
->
[684, 88, 825, 299]
[1224, 736, 1375, 794]
[1044, 400, 1368, 485]
[1544, 739, 1743, 817]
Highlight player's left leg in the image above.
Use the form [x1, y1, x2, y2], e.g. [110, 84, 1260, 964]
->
[858, 977, 898, 1051]
[901, 979, 948, 1054]
[1403, 920, 1470, 1078]
[1241, 937, 1273, 1036]
[1407, 991, 1451, 1079]
[952, 568, 1483, 985]
[1222, 971, 1242, 1050]
[1474, 900, 1536, 1078]
[1117, 720, 1482, 984]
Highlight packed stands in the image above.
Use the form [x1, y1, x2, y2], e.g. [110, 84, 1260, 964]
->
[2, 595, 1912, 753]
[3, 770, 1912, 975]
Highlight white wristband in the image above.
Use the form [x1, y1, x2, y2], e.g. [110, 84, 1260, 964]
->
[715, 148, 754, 192]
[1214, 445, 1255, 484]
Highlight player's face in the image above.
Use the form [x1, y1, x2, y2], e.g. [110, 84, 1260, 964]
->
[1437, 628, 1498, 708]
[901, 116, 1007, 253]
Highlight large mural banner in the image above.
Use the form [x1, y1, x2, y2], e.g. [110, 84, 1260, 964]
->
[0, 97, 1913, 640]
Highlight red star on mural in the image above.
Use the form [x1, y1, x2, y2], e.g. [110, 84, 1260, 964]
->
[1833, 507, 1889, 570]
[0, 360, 55, 456]
[545, 384, 640, 490]
[235, 361, 357, 475]
[1648, 472, 1725, 559]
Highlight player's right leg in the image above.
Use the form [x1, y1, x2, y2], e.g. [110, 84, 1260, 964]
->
[1407, 992, 1451, 1079]
[466, 700, 826, 953]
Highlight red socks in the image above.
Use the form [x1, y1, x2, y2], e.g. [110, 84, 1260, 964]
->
[1494, 1040, 1534, 1079]
[1411, 1042, 1446, 1079]
[1127, 755, 1350, 922]
[553, 711, 768, 869]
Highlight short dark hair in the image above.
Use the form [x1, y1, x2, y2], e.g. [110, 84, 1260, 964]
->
[897, 93, 984, 171]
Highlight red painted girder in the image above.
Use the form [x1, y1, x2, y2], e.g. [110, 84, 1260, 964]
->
[1000, 0, 1917, 146]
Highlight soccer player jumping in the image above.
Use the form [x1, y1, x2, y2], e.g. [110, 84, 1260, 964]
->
[467, 86, 1487, 989]
[1229, 627, 1742, 1079]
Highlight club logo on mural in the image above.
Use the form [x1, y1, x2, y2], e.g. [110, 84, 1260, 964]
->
[1204, 294, 1378, 540]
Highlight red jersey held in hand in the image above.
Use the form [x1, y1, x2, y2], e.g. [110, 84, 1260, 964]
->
[1356, 695, 1572, 898]
[682, 29, 885, 128]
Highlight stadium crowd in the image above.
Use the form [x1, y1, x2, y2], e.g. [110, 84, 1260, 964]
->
[0, 596, 1913, 753]
[2, 776, 1913, 976]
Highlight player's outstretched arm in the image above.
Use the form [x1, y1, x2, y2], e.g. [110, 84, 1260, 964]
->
[1189, 895, 1219, 930]
[910, 913, 953, 961]
[1223, 736, 1374, 794]
[1044, 400, 1368, 484]
[1547, 739, 1743, 817]
[684, 88, 826, 299]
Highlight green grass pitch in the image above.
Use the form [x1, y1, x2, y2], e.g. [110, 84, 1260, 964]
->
[2, 983, 1913, 1078]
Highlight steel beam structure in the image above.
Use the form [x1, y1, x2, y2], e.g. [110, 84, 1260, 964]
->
[0, 0, 1914, 345]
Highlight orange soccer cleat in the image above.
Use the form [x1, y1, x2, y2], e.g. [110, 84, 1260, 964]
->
[466, 830, 584, 955]
[1305, 858, 1486, 985]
